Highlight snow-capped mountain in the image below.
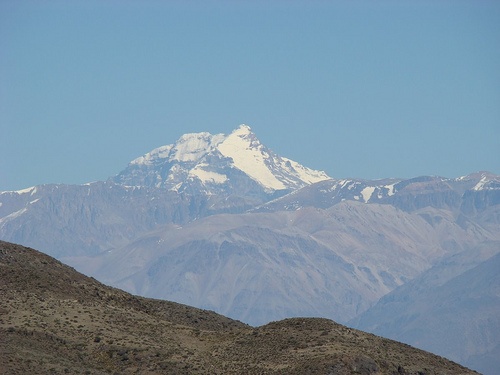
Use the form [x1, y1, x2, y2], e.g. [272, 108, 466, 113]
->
[113, 124, 330, 194]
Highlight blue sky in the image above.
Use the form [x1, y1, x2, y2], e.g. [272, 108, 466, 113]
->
[1, 0, 499, 191]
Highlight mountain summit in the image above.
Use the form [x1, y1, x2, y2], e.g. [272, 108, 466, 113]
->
[113, 124, 330, 193]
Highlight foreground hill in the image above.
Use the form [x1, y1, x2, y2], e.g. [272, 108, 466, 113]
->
[0, 241, 477, 375]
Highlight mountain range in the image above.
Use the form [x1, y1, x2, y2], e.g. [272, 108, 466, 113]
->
[1, 124, 499, 373]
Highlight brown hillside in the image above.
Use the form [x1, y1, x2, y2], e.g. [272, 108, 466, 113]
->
[0, 241, 477, 374]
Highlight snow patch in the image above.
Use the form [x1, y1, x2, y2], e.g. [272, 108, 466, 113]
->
[280, 157, 329, 184]
[170, 182, 183, 192]
[472, 176, 491, 191]
[170, 132, 224, 162]
[9, 186, 36, 195]
[339, 180, 350, 189]
[348, 182, 360, 190]
[131, 145, 173, 165]
[384, 184, 396, 196]
[0, 207, 27, 227]
[19, 187, 35, 194]
[189, 167, 228, 184]
[360, 186, 376, 203]
[338, 180, 359, 190]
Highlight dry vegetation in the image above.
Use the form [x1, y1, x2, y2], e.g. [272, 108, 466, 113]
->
[0, 241, 477, 374]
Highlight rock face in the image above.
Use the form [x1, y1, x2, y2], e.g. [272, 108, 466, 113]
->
[0, 125, 499, 373]
[0, 241, 478, 375]
[0, 182, 197, 257]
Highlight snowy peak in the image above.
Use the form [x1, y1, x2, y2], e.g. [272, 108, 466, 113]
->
[218, 125, 291, 190]
[217, 124, 330, 190]
[130, 132, 225, 166]
[231, 123, 253, 136]
[218, 125, 285, 189]
[115, 124, 330, 192]
[170, 132, 225, 163]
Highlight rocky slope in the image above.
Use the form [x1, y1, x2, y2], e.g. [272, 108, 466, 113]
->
[0, 241, 477, 375]
[350, 243, 500, 375]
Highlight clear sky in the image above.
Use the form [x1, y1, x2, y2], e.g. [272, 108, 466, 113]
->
[1, 0, 499, 191]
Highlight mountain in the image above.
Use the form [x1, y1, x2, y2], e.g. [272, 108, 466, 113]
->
[350, 243, 500, 375]
[114, 124, 329, 194]
[0, 241, 478, 374]
[0, 125, 499, 373]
